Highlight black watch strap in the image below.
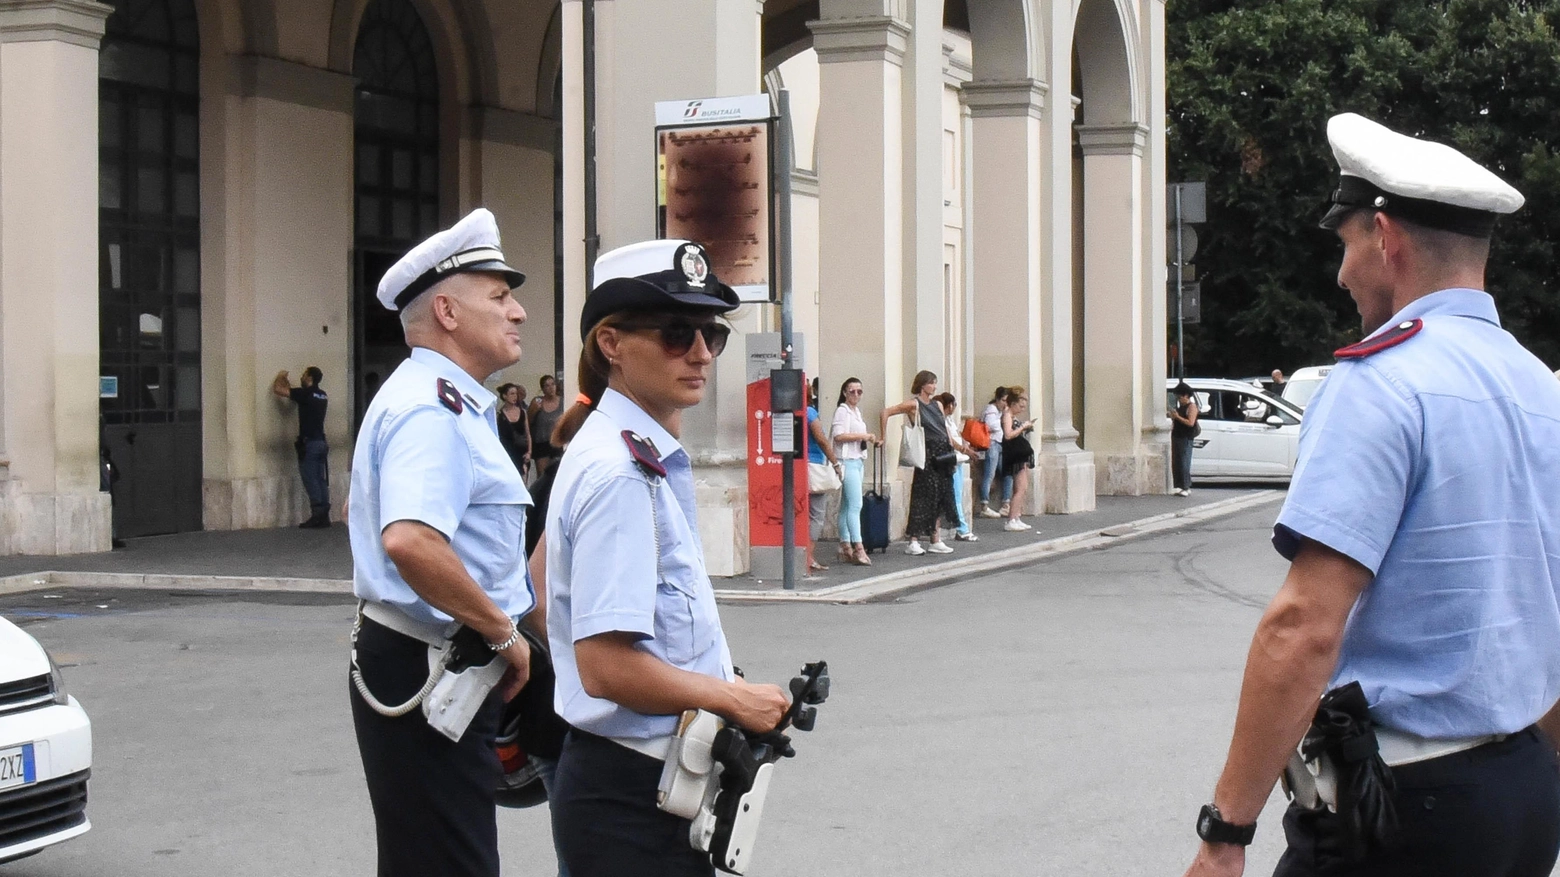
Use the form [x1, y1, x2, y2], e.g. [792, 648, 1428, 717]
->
[1196, 804, 1256, 846]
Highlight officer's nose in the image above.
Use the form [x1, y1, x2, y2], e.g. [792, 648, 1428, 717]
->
[509, 299, 527, 325]
[687, 331, 714, 363]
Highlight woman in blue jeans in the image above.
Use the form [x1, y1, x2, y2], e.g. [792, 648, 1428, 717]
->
[830, 377, 880, 565]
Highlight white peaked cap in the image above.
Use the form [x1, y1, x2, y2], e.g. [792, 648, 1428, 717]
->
[375, 208, 525, 311]
[1320, 113, 1522, 236]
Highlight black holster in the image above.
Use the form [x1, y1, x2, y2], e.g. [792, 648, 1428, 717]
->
[1298, 681, 1399, 865]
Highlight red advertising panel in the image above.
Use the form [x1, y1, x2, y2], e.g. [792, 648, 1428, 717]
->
[746, 377, 808, 551]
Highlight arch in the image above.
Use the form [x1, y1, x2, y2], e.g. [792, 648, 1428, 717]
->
[965, 0, 1036, 82]
[327, 0, 497, 108]
[1072, 0, 1139, 125]
[533, 3, 563, 120]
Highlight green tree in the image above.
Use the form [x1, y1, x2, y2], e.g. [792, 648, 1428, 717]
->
[1169, 0, 1560, 375]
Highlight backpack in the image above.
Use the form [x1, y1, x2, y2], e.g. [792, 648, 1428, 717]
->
[961, 417, 990, 450]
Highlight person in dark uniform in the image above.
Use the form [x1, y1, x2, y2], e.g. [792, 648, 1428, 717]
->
[271, 365, 331, 528]
[1180, 113, 1560, 877]
[346, 207, 538, 877]
[546, 239, 790, 877]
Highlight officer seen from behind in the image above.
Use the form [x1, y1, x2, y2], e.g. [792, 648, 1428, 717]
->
[271, 365, 331, 528]
[1180, 113, 1560, 877]
[346, 208, 539, 877]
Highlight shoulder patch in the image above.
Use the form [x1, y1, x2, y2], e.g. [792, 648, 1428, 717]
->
[1334, 319, 1423, 360]
[436, 378, 464, 414]
[621, 430, 667, 479]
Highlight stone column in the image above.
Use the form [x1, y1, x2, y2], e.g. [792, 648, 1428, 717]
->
[204, 56, 355, 530]
[0, 0, 113, 555]
[1077, 122, 1162, 495]
[810, 13, 909, 535]
[963, 78, 1049, 514]
[902, 0, 945, 383]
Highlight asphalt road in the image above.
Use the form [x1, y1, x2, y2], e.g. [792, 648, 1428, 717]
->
[0, 503, 1504, 876]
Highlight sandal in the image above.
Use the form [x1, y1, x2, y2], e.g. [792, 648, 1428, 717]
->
[808, 559, 829, 572]
[853, 547, 872, 566]
[838, 544, 856, 563]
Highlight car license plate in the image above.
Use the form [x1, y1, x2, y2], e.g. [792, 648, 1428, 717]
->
[0, 743, 36, 791]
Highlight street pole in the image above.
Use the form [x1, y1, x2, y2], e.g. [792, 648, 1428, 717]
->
[776, 90, 797, 591]
[1174, 184, 1185, 379]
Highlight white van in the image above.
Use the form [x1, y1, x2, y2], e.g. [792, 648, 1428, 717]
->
[1281, 366, 1333, 410]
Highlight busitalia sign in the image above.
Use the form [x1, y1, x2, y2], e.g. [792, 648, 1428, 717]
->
[654, 94, 778, 303]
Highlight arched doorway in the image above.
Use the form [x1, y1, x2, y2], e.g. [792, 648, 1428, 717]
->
[98, 0, 202, 538]
[352, 0, 441, 425]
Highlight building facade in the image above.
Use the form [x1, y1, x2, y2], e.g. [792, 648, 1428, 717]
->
[0, 0, 1167, 574]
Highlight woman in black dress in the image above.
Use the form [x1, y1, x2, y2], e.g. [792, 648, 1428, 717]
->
[999, 386, 1036, 531]
[881, 370, 960, 557]
[496, 382, 531, 477]
[527, 374, 565, 474]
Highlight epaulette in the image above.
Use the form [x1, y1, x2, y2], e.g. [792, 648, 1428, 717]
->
[1334, 319, 1423, 360]
[622, 430, 667, 478]
[436, 378, 464, 414]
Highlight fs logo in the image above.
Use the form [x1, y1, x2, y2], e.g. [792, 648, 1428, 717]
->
[682, 100, 703, 120]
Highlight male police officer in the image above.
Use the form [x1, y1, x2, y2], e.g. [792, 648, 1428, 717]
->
[271, 366, 331, 527]
[347, 207, 539, 877]
[1181, 114, 1560, 877]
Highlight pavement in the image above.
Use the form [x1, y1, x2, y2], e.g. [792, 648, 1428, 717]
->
[0, 485, 1286, 605]
[0, 503, 1330, 876]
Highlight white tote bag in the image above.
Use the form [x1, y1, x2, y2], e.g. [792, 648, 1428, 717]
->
[898, 411, 927, 470]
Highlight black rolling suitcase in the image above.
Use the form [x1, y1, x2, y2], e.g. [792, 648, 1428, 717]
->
[860, 445, 891, 554]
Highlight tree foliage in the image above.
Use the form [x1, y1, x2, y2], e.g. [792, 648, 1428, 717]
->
[1168, 0, 1560, 375]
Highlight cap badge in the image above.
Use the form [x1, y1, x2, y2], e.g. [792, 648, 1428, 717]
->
[676, 243, 710, 289]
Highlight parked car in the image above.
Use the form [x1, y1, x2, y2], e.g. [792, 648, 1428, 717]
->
[0, 616, 90, 863]
[1280, 365, 1333, 410]
[1166, 378, 1304, 480]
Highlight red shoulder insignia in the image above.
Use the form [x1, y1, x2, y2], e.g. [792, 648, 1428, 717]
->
[436, 378, 463, 414]
[622, 430, 666, 478]
[1334, 319, 1423, 360]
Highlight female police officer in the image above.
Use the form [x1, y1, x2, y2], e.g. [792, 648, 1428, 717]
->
[545, 239, 789, 877]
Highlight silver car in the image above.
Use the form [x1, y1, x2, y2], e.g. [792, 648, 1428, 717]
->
[1167, 378, 1304, 480]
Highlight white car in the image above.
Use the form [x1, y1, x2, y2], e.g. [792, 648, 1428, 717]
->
[1280, 365, 1334, 410]
[1168, 378, 1304, 479]
[0, 616, 91, 863]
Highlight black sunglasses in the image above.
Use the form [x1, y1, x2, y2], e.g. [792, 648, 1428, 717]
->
[620, 318, 731, 357]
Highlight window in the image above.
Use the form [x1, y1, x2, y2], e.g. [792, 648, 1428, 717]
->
[99, 0, 200, 426]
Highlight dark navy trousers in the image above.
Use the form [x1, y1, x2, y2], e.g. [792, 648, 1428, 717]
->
[349, 617, 504, 877]
[551, 729, 714, 877]
[299, 438, 330, 516]
[1273, 726, 1560, 877]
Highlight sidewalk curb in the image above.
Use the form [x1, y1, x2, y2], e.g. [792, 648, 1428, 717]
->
[712, 490, 1285, 605]
[0, 491, 1283, 605]
[0, 570, 353, 597]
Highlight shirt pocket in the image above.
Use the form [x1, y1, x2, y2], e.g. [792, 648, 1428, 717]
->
[654, 575, 718, 666]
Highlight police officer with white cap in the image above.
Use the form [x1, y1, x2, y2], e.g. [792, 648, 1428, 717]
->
[1180, 113, 1560, 877]
[347, 207, 538, 877]
[545, 239, 791, 876]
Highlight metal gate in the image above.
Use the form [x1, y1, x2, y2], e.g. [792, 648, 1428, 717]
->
[98, 0, 203, 538]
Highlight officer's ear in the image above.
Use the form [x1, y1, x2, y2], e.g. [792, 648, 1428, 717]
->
[429, 288, 462, 332]
[595, 324, 625, 365]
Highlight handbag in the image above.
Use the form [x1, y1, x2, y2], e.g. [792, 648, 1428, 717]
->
[899, 412, 927, 469]
[807, 461, 841, 493]
[960, 417, 990, 450]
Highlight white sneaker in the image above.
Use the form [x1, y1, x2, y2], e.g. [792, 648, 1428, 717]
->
[977, 506, 1001, 519]
[1003, 519, 1030, 532]
[954, 532, 979, 542]
[905, 540, 926, 556]
[927, 541, 954, 554]
[997, 503, 1011, 516]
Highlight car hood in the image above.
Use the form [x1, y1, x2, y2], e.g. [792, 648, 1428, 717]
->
[0, 616, 50, 681]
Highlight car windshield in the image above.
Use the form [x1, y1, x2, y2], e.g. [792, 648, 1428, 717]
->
[1283, 378, 1325, 409]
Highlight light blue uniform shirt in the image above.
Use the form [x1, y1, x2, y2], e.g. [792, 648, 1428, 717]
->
[547, 388, 733, 740]
[348, 347, 535, 625]
[1274, 288, 1560, 738]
